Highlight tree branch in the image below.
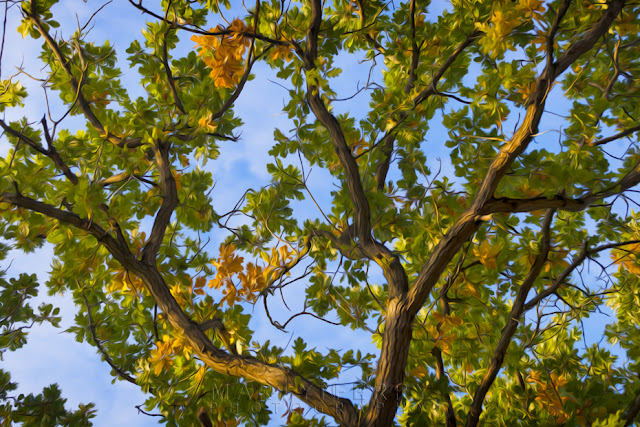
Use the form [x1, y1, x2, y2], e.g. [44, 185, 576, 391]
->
[485, 159, 640, 214]
[524, 239, 640, 311]
[465, 209, 555, 427]
[1, 189, 359, 426]
[81, 290, 140, 386]
[432, 347, 457, 427]
[141, 140, 178, 265]
[374, 30, 480, 191]
[0, 191, 133, 262]
[0, 118, 78, 185]
[591, 123, 640, 146]
[624, 390, 640, 427]
[161, 25, 185, 114]
[407, 0, 627, 318]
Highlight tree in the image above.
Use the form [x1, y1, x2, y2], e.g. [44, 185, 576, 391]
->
[1, 0, 640, 425]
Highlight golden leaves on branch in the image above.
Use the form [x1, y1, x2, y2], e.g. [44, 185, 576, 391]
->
[208, 244, 296, 306]
[475, 0, 545, 58]
[209, 243, 251, 306]
[148, 334, 191, 376]
[191, 19, 251, 89]
[107, 269, 148, 296]
[269, 44, 294, 63]
[424, 312, 464, 354]
[527, 370, 571, 423]
[473, 241, 502, 270]
[611, 242, 640, 274]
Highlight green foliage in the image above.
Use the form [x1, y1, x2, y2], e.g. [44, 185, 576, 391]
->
[1, 0, 640, 426]
[0, 273, 95, 426]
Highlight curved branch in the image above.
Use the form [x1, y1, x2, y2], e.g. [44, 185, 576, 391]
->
[0, 191, 133, 262]
[127, 0, 291, 46]
[407, 0, 627, 318]
[81, 291, 139, 386]
[592, 123, 640, 146]
[524, 239, 640, 311]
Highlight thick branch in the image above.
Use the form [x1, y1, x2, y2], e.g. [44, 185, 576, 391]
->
[303, 0, 408, 299]
[127, 263, 359, 427]
[552, 0, 626, 79]
[408, 0, 626, 317]
[465, 209, 555, 427]
[141, 141, 178, 265]
[625, 391, 640, 427]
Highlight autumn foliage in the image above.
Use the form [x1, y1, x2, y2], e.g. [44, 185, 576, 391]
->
[2, 0, 640, 426]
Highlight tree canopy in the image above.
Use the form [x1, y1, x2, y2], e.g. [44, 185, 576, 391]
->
[1, 0, 640, 425]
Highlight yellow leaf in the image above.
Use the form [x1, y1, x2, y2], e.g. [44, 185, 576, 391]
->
[409, 365, 428, 379]
[473, 241, 502, 270]
[198, 117, 218, 132]
[269, 44, 294, 62]
[612, 243, 640, 274]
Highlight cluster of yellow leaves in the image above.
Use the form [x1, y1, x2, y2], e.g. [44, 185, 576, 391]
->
[611, 242, 640, 274]
[207, 244, 263, 306]
[209, 243, 252, 306]
[261, 244, 296, 283]
[527, 370, 571, 423]
[269, 44, 294, 62]
[148, 334, 190, 376]
[473, 240, 502, 270]
[207, 244, 298, 306]
[519, 246, 570, 272]
[451, 276, 480, 299]
[192, 275, 207, 296]
[475, 0, 545, 58]
[170, 282, 191, 308]
[424, 312, 464, 354]
[106, 269, 147, 296]
[191, 19, 251, 89]
[513, 81, 537, 104]
[198, 116, 218, 132]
